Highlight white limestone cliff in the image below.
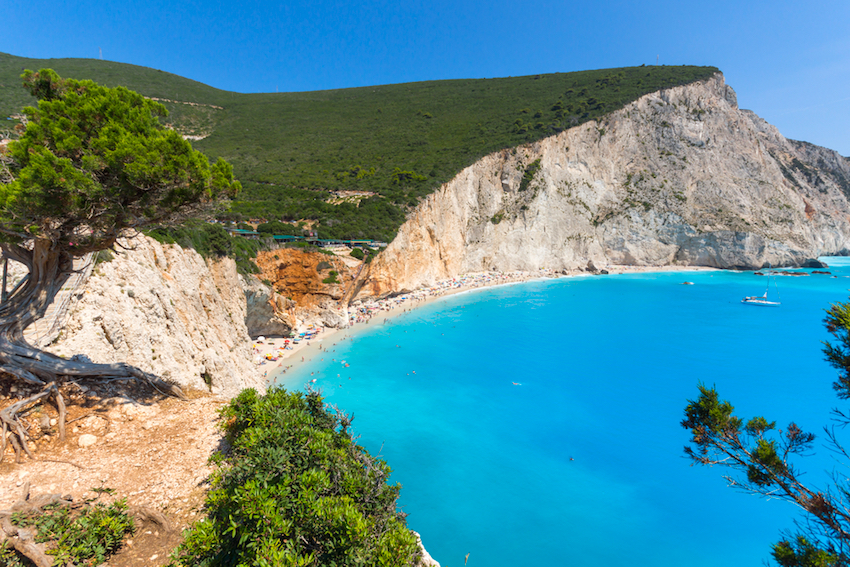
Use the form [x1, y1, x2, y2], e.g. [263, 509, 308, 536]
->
[362, 73, 850, 296]
[47, 235, 266, 398]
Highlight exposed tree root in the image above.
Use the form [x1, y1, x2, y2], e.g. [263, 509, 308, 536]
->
[0, 382, 65, 464]
[0, 520, 54, 567]
[1, 239, 187, 464]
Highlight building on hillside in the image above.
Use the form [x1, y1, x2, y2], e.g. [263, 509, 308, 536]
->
[313, 239, 344, 248]
[224, 228, 260, 239]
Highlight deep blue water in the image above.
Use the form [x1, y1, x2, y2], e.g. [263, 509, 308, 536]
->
[277, 259, 850, 566]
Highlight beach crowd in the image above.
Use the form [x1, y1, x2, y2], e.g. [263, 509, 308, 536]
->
[346, 269, 556, 326]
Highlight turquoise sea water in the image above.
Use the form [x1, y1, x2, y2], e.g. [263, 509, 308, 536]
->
[277, 259, 850, 566]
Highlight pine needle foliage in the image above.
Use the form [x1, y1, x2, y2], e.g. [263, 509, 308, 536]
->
[681, 297, 850, 566]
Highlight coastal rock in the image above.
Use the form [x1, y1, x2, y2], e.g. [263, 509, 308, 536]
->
[242, 275, 293, 338]
[47, 235, 265, 398]
[413, 531, 440, 567]
[801, 258, 829, 268]
[253, 248, 356, 330]
[361, 73, 850, 296]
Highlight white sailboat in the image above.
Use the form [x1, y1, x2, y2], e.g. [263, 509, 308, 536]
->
[742, 265, 781, 306]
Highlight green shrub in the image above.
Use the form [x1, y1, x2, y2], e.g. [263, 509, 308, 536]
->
[391, 168, 428, 185]
[349, 247, 365, 261]
[0, 541, 24, 567]
[316, 261, 332, 271]
[10, 499, 134, 566]
[519, 159, 542, 192]
[94, 248, 114, 266]
[257, 220, 300, 235]
[170, 387, 419, 567]
[322, 270, 339, 284]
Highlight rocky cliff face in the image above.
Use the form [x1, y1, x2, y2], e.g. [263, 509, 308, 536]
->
[362, 73, 850, 296]
[47, 236, 266, 398]
[253, 248, 358, 329]
[242, 275, 293, 338]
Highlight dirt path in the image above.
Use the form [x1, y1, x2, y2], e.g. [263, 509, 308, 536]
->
[0, 379, 227, 566]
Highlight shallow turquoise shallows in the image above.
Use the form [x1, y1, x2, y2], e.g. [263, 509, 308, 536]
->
[277, 259, 850, 566]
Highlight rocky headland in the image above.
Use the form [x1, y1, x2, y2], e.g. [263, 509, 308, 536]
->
[13, 73, 848, 390]
[44, 74, 850, 360]
[359, 73, 850, 296]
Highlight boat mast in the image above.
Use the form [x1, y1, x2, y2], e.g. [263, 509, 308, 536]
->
[765, 263, 771, 297]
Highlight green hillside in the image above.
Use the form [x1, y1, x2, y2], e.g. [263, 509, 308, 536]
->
[0, 53, 718, 241]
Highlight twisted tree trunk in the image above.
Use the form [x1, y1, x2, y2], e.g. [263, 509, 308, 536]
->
[0, 238, 184, 461]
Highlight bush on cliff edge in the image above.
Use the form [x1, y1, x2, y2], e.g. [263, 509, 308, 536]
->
[170, 387, 420, 567]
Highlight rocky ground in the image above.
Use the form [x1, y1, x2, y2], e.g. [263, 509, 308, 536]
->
[0, 378, 226, 566]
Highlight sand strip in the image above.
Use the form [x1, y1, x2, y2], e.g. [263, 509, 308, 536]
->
[259, 265, 719, 386]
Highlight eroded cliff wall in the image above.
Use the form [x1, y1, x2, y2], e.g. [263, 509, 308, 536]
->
[363, 74, 850, 296]
[253, 248, 356, 329]
[47, 236, 266, 398]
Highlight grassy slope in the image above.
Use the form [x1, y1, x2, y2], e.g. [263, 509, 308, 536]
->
[0, 52, 718, 241]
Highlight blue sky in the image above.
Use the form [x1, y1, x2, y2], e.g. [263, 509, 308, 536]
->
[4, 0, 849, 155]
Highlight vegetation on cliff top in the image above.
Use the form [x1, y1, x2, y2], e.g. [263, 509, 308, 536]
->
[0, 53, 717, 241]
[145, 221, 265, 275]
[171, 387, 420, 566]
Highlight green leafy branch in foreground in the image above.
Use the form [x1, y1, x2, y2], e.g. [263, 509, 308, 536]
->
[681, 298, 850, 566]
[4, 498, 135, 566]
[170, 387, 420, 567]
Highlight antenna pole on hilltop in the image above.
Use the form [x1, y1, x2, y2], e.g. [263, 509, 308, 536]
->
[656, 54, 659, 65]
[99, 47, 103, 60]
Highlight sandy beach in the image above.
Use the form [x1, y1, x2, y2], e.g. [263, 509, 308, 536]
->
[250, 264, 719, 387]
